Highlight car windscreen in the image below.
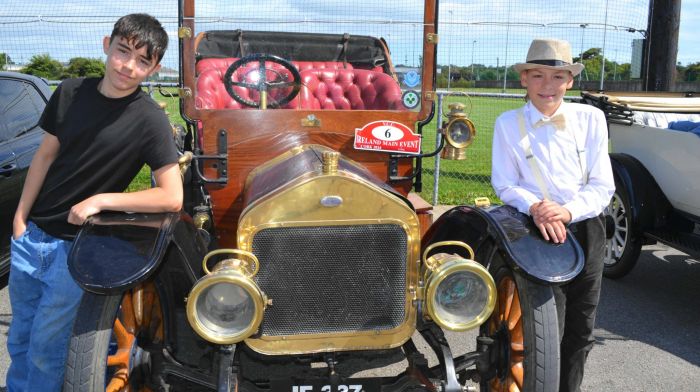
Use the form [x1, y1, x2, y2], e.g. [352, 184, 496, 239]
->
[0, 79, 45, 142]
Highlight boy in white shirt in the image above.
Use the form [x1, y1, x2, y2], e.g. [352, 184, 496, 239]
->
[491, 38, 615, 392]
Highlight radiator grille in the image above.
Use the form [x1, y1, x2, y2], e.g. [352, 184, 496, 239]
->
[251, 224, 407, 336]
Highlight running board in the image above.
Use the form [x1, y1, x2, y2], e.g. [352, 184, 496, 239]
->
[645, 230, 700, 258]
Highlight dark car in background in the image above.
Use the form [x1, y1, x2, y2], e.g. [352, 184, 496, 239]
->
[0, 72, 52, 278]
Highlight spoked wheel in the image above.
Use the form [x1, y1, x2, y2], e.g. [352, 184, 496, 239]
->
[603, 177, 642, 279]
[481, 257, 559, 392]
[64, 282, 164, 392]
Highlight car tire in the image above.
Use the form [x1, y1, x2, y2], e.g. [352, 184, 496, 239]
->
[480, 254, 560, 392]
[603, 177, 642, 279]
[64, 282, 164, 391]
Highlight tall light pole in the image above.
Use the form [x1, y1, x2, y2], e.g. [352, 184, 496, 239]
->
[502, 0, 512, 93]
[447, 10, 453, 90]
[579, 24, 588, 89]
[599, 0, 609, 91]
[471, 40, 476, 82]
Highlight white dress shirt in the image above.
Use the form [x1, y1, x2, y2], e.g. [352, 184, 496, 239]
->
[491, 101, 615, 223]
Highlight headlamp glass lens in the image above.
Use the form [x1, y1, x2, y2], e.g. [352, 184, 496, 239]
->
[196, 282, 255, 335]
[449, 121, 472, 145]
[435, 271, 490, 324]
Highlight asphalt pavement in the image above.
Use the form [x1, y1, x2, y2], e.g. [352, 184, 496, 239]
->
[0, 243, 698, 391]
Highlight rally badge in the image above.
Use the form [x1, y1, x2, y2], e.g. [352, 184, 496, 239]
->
[354, 121, 421, 154]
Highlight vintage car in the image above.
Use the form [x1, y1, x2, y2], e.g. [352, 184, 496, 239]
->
[62, 1, 584, 391]
[0, 71, 51, 281]
[582, 92, 700, 278]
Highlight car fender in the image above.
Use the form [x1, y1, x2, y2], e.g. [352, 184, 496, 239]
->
[422, 205, 584, 285]
[68, 211, 205, 295]
[609, 152, 671, 231]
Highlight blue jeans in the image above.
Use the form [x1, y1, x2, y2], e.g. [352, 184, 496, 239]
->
[6, 221, 84, 392]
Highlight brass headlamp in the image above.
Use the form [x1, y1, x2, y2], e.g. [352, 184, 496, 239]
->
[186, 249, 267, 344]
[441, 102, 476, 160]
[422, 241, 496, 331]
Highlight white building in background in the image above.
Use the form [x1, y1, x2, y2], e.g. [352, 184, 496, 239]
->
[156, 66, 178, 81]
[4, 64, 24, 72]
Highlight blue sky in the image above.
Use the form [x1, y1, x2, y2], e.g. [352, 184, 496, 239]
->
[678, 0, 700, 65]
[1, 0, 698, 68]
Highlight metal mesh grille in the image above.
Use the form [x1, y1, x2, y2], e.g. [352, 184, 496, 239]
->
[252, 224, 407, 336]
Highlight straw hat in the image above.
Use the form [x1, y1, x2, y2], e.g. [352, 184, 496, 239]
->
[513, 38, 585, 76]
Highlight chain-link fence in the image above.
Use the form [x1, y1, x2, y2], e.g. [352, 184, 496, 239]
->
[423, 0, 650, 205]
[0, 1, 180, 80]
[1, 0, 652, 205]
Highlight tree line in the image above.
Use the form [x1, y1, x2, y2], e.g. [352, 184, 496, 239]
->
[1, 53, 104, 79]
[2, 51, 699, 84]
[433, 47, 700, 88]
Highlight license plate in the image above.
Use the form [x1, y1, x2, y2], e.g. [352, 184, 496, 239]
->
[270, 378, 381, 392]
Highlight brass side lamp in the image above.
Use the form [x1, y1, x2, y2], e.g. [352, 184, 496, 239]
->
[441, 102, 476, 160]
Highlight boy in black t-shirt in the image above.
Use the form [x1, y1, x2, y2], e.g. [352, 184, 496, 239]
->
[7, 14, 182, 391]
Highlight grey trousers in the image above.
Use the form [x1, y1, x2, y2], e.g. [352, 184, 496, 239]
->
[554, 215, 606, 392]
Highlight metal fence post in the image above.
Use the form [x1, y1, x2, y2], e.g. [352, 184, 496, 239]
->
[432, 92, 444, 205]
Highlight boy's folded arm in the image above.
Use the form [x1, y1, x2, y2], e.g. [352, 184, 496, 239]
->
[491, 148, 541, 215]
[563, 151, 615, 222]
[496, 185, 541, 215]
[492, 121, 542, 215]
[68, 163, 183, 225]
[101, 162, 183, 212]
[129, 162, 183, 212]
[563, 180, 613, 223]
[563, 126, 615, 223]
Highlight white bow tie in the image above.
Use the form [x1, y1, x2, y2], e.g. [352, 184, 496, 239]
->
[534, 113, 566, 131]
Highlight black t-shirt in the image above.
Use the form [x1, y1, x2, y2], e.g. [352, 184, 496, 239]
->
[30, 77, 178, 239]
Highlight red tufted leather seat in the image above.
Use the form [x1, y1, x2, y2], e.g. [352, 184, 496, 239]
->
[196, 58, 237, 75]
[196, 68, 243, 109]
[195, 59, 403, 111]
[298, 69, 404, 110]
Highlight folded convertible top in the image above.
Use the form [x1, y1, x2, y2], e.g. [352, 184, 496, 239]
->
[584, 91, 700, 113]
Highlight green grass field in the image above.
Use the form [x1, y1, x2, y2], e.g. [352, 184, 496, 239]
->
[134, 87, 584, 205]
[126, 87, 182, 192]
[417, 93, 523, 205]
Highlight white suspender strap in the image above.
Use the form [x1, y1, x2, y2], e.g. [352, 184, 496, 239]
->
[517, 109, 551, 200]
[570, 129, 589, 185]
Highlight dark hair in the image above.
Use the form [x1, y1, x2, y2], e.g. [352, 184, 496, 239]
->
[110, 13, 168, 64]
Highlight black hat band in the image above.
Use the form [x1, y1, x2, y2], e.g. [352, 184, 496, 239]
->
[527, 59, 572, 66]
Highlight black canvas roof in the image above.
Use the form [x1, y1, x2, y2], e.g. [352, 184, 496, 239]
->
[196, 30, 389, 67]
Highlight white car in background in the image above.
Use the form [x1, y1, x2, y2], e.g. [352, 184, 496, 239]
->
[583, 92, 700, 278]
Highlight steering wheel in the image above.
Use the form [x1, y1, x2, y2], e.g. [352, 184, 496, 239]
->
[223, 54, 302, 109]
